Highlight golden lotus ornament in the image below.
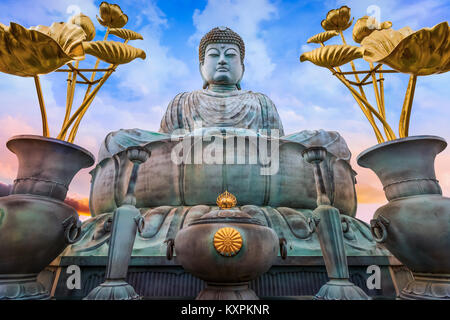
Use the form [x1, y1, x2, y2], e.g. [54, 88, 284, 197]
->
[321, 5, 353, 32]
[300, 45, 364, 68]
[352, 15, 392, 44]
[362, 22, 450, 75]
[97, 2, 129, 29]
[0, 22, 86, 77]
[213, 227, 243, 257]
[307, 31, 339, 44]
[69, 13, 96, 41]
[216, 190, 237, 209]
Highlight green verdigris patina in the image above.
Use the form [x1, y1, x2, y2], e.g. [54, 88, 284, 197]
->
[63, 27, 389, 259]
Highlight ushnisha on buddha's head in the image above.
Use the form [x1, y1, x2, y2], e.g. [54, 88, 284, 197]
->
[199, 26, 245, 91]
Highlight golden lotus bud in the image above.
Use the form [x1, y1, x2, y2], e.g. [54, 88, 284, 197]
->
[69, 13, 96, 41]
[352, 16, 392, 43]
[97, 2, 128, 29]
[216, 191, 237, 209]
[321, 5, 353, 32]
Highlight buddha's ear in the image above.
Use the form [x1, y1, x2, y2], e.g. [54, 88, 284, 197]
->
[199, 63, 208, 89]
[237, 64, 245, 90]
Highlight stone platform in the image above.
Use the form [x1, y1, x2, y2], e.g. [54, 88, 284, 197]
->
[42, 255, 411, 299]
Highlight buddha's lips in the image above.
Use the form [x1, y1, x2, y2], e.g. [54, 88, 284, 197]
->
[217, 67, 229, 71]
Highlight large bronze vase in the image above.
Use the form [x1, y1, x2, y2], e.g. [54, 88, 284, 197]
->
[0, 135, 94, 300]
[357, 135, 450, 300]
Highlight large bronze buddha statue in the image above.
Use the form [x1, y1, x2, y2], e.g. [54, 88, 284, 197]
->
[64, 27, 389, 280]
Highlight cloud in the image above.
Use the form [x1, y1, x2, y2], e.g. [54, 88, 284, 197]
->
[64, 193, 90, 215]
[191, 0, 278, 84]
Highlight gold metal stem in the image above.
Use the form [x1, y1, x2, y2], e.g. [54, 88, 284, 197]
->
[399, 74, 418, 138]
[68, 39, 129, 143]
[332, 69, 396, 140]
[82, 28, 110, 103]
[57, 69, 114, 140]
[334, 67, 384, 143]
[60, 61, 79, 140]
[379, 65, 385, 113]
[33, 75, 49, 137]
[370, 62, 390, 139]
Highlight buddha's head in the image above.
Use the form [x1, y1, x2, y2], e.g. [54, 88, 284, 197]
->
[199, 26, 245, 90]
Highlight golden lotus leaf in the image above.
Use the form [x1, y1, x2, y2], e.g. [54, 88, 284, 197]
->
[83, 41, 146, 65]
[0, 22, 86, 77]
[321, 5, 353, 32]
[109, 28, 143, 41]
[352, 15, 392, 43]
[97, 2, 128, 29]
[213, 227, 243, 257]
[307, 30, 339, 44]
[362, 22, 449, 75]
[69, 13, 96, 41]
[300, 45, 364, 68]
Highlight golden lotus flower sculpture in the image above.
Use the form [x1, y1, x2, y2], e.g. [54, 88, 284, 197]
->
[362, 22, 450, 75]
[0, 22, 86, 77]
[321, 5, 353, 32]
[69, 13, 96, 41]
[352, 15, 392, 44]
[97, 2, 128, 28]
[307, 30, 339, 44]
[0, 2, 146, 142]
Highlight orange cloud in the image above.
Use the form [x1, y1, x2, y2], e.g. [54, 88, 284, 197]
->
[64, 195, 90, 216]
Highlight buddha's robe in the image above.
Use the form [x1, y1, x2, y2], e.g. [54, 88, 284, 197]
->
[159, 89, 285, 135]
[97, 89, 351, 163]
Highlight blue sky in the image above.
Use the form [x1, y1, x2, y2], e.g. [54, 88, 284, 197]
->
[0, 0, 449, 221]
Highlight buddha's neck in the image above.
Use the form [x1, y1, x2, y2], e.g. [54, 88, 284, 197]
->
[208, 83, 238, 93]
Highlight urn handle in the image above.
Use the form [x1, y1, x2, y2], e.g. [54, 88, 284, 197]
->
[370, 215, 390, 243]
[63, 216, 82, 244]
[279, 238, 288, 260]
[165, 238, 175, 260]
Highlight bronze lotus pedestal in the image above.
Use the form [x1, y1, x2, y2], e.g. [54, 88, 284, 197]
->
[175, 191, 279, 300]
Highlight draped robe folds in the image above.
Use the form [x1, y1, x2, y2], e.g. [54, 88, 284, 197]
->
[98, 89, 352, 163]
[159, 90, 284, 135]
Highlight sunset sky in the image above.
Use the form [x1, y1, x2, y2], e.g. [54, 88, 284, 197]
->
[0, 0, 449, 222]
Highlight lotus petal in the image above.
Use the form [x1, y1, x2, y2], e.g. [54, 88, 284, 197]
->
[31, 22, 86, 59]
[307, 31, 339, 44]
[109, 28, 143, 41]
[352, 15, 392, 43]
[0, 22, 86, 77]
[97, 2, 128, 29]
[69, 13, 96, 41]
[362, 22, 449, 75]
[83, 41, 146, 64]
[361, 27, 414, 63]
[300, 45, 364, 68]
[321, 5, 353, 32]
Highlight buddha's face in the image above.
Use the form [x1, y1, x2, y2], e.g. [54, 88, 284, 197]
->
[200, 43, 244, 87]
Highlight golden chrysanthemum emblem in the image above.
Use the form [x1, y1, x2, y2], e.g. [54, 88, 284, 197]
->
[213, 227, 242, 257]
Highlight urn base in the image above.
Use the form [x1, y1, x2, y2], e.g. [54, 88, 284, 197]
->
[196, 282, 259, 300]
[84, 280, 140, 300]
[314, 279, 371, 300]
[400, 273, 450, 300]
[0, 274, 49, 300]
